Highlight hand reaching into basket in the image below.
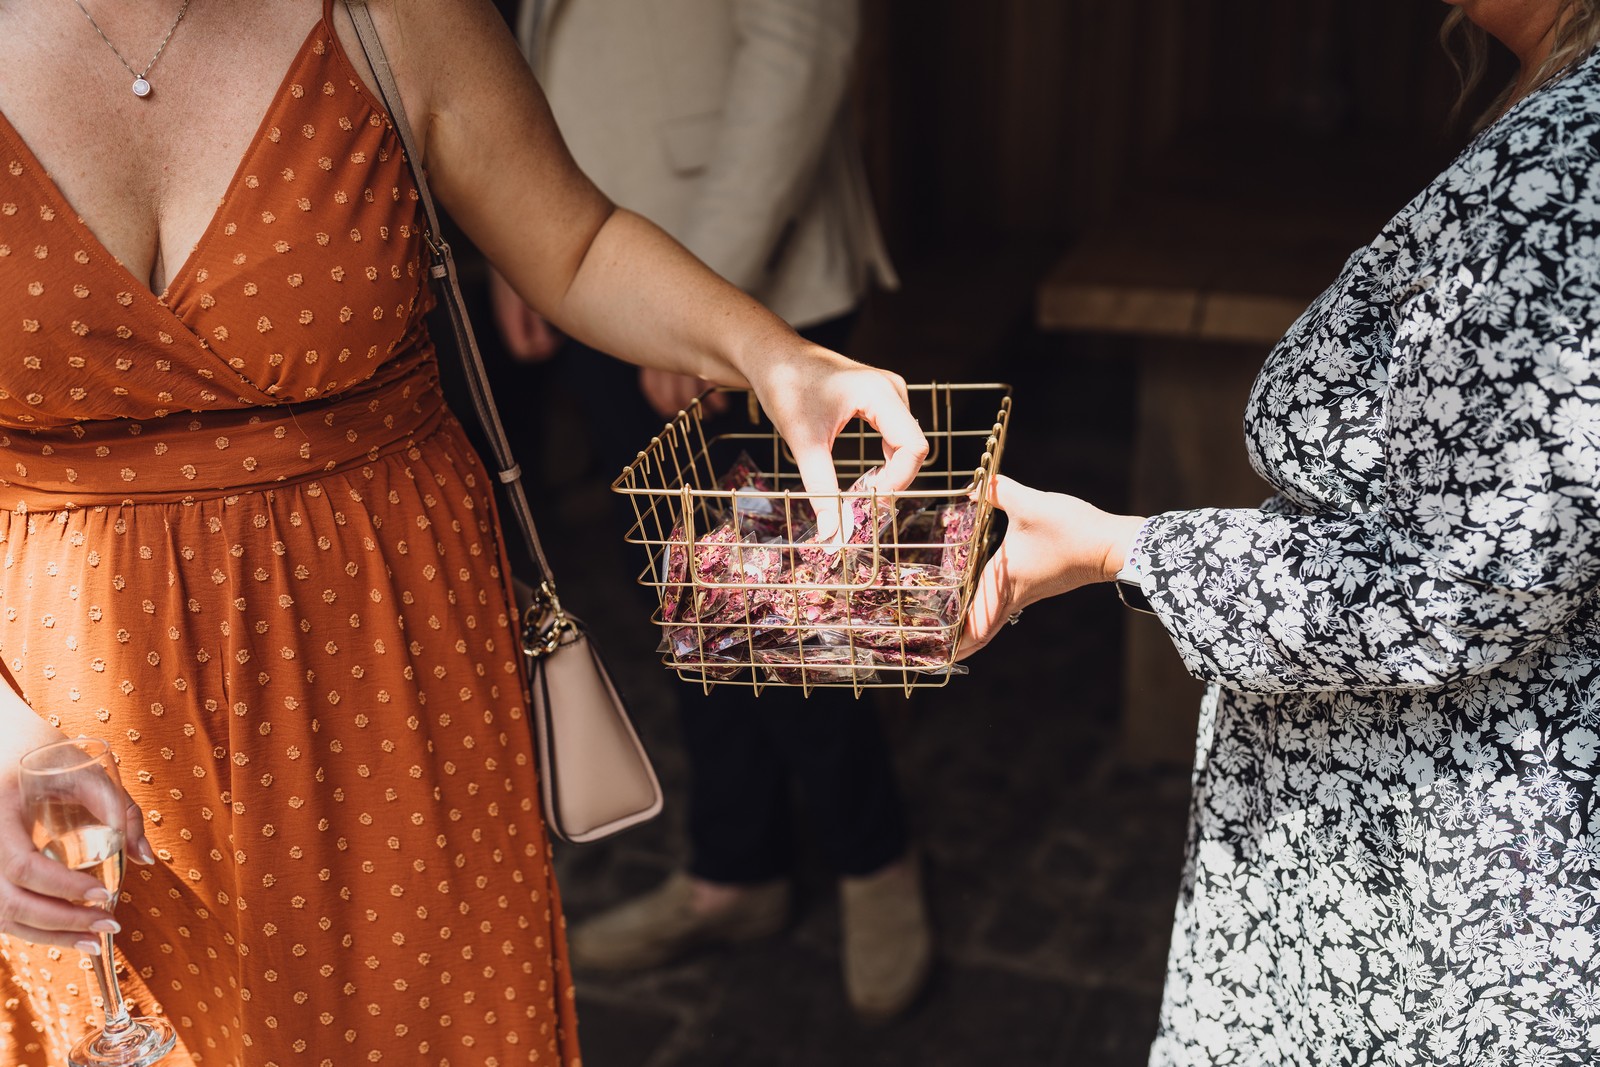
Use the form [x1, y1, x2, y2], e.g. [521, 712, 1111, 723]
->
[957, 476, 1146, 658]
[742, 344, 928, 542]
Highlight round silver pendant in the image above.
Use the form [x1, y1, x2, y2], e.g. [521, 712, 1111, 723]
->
[131, 77, 152, 98]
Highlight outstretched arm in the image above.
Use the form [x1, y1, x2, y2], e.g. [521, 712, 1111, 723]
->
[345, 0, 925, 506]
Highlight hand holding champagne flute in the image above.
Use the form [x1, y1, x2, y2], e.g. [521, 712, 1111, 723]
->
[18, 738, 174, 1067]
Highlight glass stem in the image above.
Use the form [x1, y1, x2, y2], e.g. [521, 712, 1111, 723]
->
[88, 931, 136, 1041]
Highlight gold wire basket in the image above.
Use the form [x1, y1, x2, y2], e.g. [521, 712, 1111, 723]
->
[612, 382, 1012, 695]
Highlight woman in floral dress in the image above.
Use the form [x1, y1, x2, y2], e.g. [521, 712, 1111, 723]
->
[964, 1, 1600, 1063]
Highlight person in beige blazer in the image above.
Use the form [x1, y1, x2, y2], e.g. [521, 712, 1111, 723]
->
[496, 0, 897, 366]
[494, 0, 929, 1026]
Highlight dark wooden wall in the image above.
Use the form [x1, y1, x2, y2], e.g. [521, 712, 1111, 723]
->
[491, 0, 1506, 263]
[860, 0, 1496, 258]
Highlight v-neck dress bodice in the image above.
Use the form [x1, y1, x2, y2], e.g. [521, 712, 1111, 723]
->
[0, 13, 579, 1067]
[0, 23, 441, 504]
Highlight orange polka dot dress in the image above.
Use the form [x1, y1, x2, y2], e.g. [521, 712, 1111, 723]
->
[0, 10, 581, 1067]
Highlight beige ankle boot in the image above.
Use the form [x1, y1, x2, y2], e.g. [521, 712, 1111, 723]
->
[568, 871, 790, 972]
[840, 856, 932, 1022]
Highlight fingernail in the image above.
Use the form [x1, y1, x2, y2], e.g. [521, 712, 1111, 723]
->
[74, 940, 101, 956]
[134, 840, 156, 865]
[90, 919, 121, 935]
[84, 888, 112, 905]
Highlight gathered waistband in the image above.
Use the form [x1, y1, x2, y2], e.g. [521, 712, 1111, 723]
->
[0, 347, 449, 510]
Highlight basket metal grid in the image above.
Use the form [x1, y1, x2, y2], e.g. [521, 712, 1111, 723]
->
[612, 382, 1012, 695]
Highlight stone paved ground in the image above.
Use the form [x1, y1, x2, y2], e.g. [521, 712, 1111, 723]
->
[471, 248, 1197, 1066]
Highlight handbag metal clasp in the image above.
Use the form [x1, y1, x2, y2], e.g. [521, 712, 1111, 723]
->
[521, 580, 575, 659]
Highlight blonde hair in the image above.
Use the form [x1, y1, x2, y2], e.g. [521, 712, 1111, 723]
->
[1443, 0, 1600, 127]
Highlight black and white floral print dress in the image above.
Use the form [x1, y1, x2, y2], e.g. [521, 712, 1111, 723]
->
[1133, 51, 1600, 1066]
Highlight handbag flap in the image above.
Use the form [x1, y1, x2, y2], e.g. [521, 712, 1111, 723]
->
[532, 625, 664, 842]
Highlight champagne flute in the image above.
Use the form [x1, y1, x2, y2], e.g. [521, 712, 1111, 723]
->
[19, 737, 176, 1067]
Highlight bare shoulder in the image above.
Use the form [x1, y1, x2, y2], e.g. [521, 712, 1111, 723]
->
[326, 0, 531, 158]
[334, 0, 508, 55]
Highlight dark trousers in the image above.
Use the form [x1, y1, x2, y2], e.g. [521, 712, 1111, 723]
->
[564, 313, 910, 884]
[680, 679, 909, 883]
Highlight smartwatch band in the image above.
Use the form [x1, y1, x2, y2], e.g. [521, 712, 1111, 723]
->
[1115, 561, 1156, 615]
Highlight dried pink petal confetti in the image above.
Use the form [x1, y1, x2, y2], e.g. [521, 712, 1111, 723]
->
[661, 462, 977, 682]
[939, 500, 978, 577]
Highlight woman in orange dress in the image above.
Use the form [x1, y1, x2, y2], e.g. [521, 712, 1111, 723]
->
[0, 1, 927, 1063]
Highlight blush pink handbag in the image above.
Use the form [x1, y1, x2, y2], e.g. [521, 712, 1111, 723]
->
[346, 0, 664, 843]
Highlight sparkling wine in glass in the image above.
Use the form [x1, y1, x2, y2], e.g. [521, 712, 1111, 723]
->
[19, 737, 176, 1067]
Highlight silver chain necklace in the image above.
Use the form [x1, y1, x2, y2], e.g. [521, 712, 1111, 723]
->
[71, 0, 194, 98]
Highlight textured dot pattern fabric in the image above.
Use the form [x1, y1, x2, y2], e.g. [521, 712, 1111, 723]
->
[0, 11, 580, 1067]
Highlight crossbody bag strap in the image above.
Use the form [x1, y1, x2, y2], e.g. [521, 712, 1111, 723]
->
[342, 1, 563, 615]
